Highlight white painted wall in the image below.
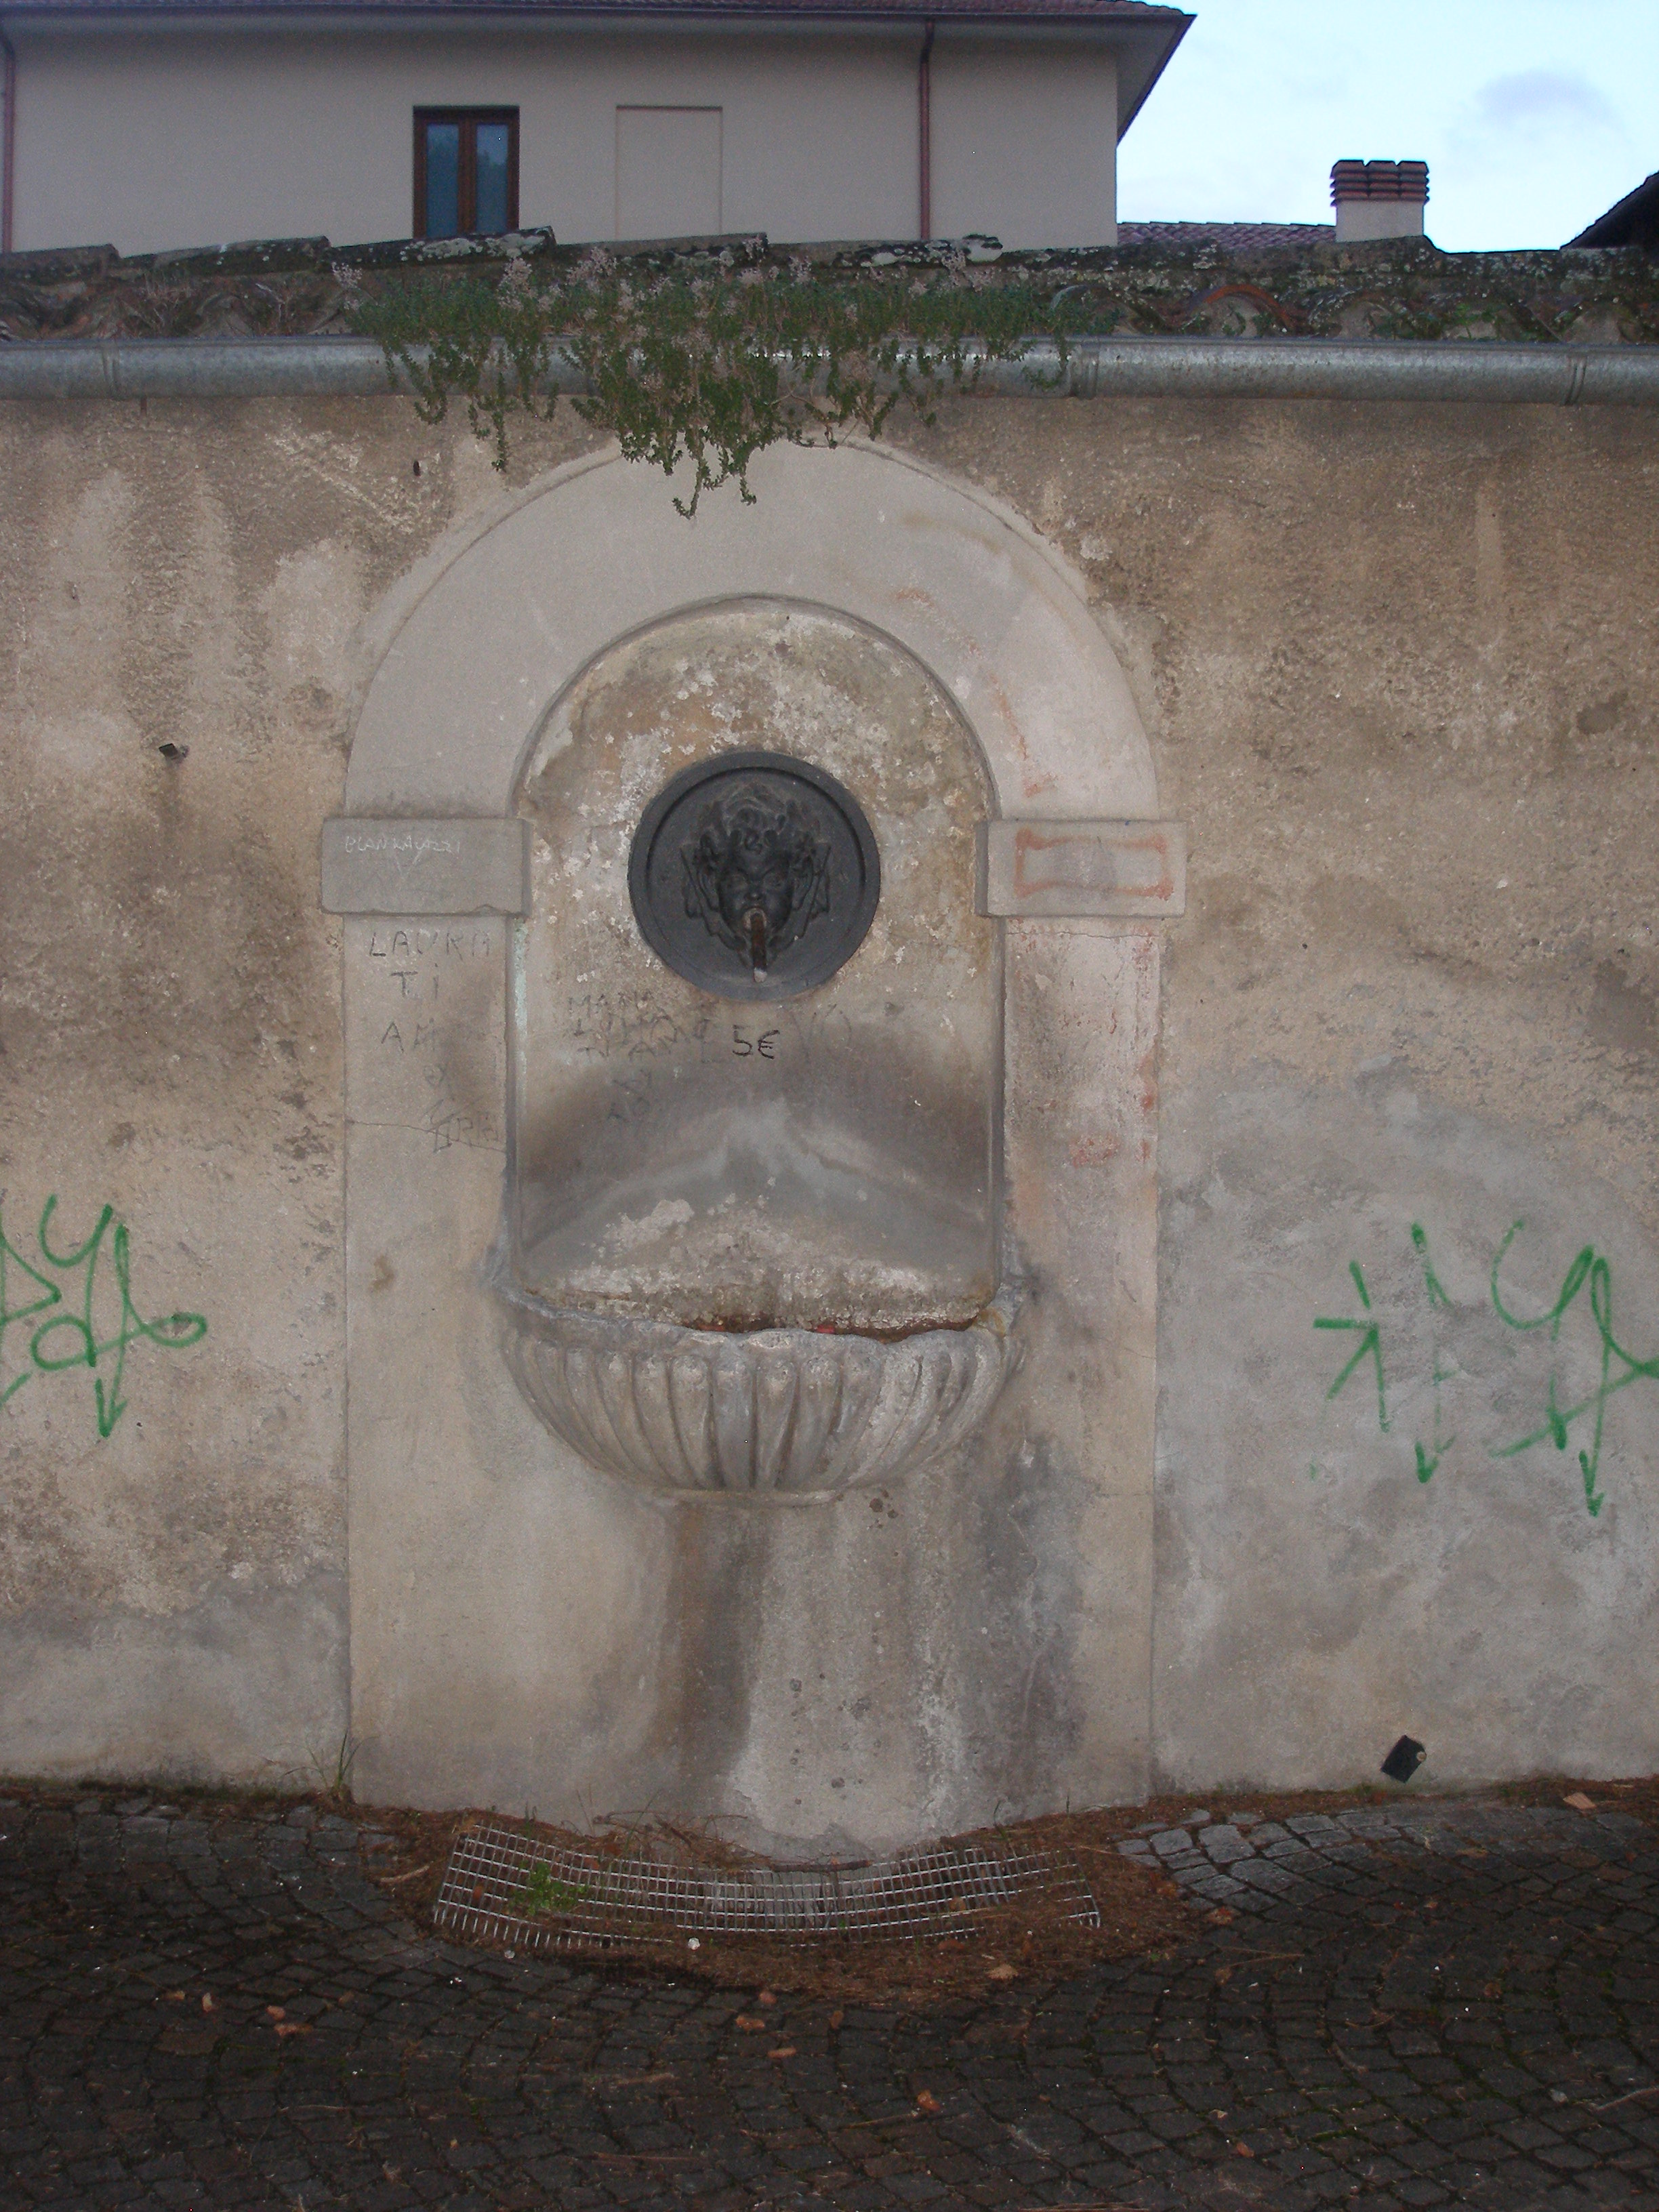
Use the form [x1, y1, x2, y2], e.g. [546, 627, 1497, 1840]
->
[7, 23, 1120, 257]
[931, 38, 1117, 251]
[615, 105, 724, 239]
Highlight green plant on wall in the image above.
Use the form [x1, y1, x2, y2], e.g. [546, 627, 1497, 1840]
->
[346, 237, 1659, 512]
[354, 248, 1097, 514]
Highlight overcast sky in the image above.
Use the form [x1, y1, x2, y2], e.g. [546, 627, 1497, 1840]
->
[1116, 0, 1657, 251]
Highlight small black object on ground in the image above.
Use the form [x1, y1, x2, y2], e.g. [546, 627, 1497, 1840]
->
[1382, 1733, 1428, 1782]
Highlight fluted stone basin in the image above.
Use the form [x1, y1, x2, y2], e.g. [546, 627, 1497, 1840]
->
[496, 1282, 1021, 1498]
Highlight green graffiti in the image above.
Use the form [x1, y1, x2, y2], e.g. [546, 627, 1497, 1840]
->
[1313, 1260, 1389, 1433]
[1315, 1218, 1658, 1519]
[1412, 1399, 1456, 1485]
[1411, 1221, 1454, 1311]
[1487, 1221, 1659, 1519]
[0, 1193, 207, 1438]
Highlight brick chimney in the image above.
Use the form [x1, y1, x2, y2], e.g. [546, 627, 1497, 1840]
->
[1331, 159, 1429, 243]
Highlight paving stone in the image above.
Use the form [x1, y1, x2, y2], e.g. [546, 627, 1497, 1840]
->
[1231, 1858, 1300, 1895]
[1187, 1875, 1250, 1904]
[1198, 1826, 1254, 1866]
[1, 1795, 1656, 2209]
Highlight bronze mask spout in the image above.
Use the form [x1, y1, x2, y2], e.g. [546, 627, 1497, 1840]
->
[643, 756, 876, 998]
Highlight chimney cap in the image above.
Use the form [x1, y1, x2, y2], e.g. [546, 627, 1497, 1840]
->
[1332, 159, 1430, 206]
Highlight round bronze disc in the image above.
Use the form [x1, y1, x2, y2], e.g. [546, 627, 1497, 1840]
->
[628, 750, 881, 1001]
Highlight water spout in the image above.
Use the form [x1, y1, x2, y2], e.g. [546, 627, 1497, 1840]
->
[745, 905, 769, 981]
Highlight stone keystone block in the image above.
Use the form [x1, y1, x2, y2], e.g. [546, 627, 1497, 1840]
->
[975, 819, 1186, 920]
[319, 817, 529, 916]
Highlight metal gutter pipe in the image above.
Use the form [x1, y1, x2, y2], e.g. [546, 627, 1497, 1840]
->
[1, 335, 1657, 405]
[918, 19, 935, 243]
[1, 25, 17, 258]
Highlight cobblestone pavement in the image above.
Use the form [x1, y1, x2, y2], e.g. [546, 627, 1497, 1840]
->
[3, 1790, 1657, 2212]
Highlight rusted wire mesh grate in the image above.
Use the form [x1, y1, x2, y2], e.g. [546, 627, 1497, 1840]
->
[432, 1820, 1100, 1953]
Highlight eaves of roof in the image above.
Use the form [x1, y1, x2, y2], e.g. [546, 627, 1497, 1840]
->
[0, 1, 1190, 21]
[1567, 171, 1659, 252]
[0, 1, 1195, 140]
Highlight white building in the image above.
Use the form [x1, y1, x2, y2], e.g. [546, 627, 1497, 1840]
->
[0, 0, 1191, 260]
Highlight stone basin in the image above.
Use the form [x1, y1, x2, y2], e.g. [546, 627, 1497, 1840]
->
[495, 1279, 1021, 1498]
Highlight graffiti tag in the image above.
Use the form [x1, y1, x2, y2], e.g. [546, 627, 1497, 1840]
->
[0, 1194, 207, 1438]
[1315, 1219, 1659, 1519]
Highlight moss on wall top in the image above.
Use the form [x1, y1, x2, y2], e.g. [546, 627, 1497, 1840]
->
[5, 228, 1656, 511]
[3, 228, 1656, 348]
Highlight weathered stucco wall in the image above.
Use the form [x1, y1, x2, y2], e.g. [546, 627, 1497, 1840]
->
[0, 398, 594, 1788]
[1, 386, 1654, 1812]
[894, 397, 1659, 1792]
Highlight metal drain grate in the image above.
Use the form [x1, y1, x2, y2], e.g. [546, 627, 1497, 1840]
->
[432, 1820, 1100, 1954]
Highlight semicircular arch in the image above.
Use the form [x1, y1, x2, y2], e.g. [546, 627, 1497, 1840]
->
[344, 440, 1157, 822]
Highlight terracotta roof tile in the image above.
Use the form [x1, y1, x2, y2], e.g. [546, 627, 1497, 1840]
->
[1116, 220, 1337, 251]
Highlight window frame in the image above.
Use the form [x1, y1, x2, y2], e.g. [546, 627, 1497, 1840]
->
[413, 106, 520, 241]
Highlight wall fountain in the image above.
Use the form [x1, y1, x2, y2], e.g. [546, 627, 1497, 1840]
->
[324, 441, 1181, 1851]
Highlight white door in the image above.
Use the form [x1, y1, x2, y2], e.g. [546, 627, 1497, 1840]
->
[615, 106, 722, 241]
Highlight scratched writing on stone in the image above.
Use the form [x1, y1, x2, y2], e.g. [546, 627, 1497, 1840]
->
[566, 993, 853, 1067]
[607, 1069, 654, 1124]
[375, 1017, 504, 1152]
[568, 994, 703, 1062]
[367, 927, 504, 1151]
[596, 1026, 786, 1120]
[342, 832, 459, 859]
[1313, 1219, 1659, 1519]
[367, 926, 495, 1003]
[1, 1193, 207, 1438]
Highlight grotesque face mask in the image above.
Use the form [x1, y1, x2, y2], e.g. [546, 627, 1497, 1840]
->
[684, 781, 831, 980]
[630, 750, 880, 1000]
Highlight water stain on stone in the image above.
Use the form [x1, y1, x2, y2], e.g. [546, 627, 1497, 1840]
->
[1588, 961, 1658, 1056]
[1576, 693, 1627, 738]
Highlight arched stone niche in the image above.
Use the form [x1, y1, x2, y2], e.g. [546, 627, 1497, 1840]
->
[500, 600, 1025, 1499]
[327, 441, 1183, 1852]
[510, 599, 1000, 1336]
